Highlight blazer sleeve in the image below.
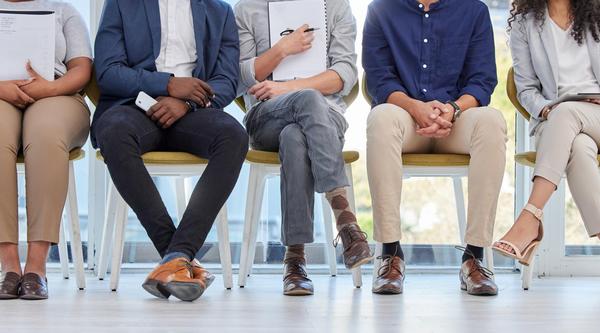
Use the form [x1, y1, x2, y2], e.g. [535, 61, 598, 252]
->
[94, 0, 171, 98]
[205, 5, 240, 109]
[362, 4, 407, 106]
[458, 6, 497, 107]
[510, 17, 552, 119]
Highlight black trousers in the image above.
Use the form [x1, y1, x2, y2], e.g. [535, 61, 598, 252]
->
[93, 105, 248, 259]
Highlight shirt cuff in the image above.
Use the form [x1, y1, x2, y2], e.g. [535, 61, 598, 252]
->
[459, 86, 491, 107]
[376, 82, 407, 106]
[329, 62, 357, 97]
[239, 57, 259, 93]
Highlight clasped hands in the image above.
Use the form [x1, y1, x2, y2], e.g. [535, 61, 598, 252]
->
[0, 61, 58, 109]
[411, 100, 456, 138]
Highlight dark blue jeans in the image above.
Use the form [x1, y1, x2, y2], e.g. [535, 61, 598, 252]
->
[93, 105, 248, 259]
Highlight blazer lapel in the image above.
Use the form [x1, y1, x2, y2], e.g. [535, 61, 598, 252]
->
[144, 0, 162, 61]
[191, 0, 206, 78]
[539, 17, 559, 90]
[587, 31, 600, 83]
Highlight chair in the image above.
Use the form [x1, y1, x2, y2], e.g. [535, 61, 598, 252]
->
[14, 149, 87, 290]
[361, 74, 495, 280]
[236, 84, 364, 288]
[87, 80, 233, 291]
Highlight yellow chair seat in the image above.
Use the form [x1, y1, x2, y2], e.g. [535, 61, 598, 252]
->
[96, 151, 209, 165]
[402, 154, 470, 167]
[17, 148, 85, 164]
[516, 151, 600, 168]
[246, 149, 360, 165]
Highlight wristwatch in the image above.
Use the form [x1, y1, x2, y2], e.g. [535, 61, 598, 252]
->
[447, 100, 462, 122]
[185, 100, 196, 112]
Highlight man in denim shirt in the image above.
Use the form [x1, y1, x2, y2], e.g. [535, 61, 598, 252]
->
[363, 0, 507, 296]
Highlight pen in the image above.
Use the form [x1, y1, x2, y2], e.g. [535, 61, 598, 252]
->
[279, 27, 320, 36]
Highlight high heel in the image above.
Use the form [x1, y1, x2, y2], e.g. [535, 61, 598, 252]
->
[492, 203, 544, 266]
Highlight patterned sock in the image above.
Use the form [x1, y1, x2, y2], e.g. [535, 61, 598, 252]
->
[284, 244, 305, 262]
[325, 187, 357, 231]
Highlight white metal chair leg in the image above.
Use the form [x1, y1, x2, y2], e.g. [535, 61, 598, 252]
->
[64, 162, 86, 290]
[109, 194, 128, 292]
[484, 247, 495, 274]
[372, 242, 383, 287]
[216, 206, 233, 289]
[97, 181, 118, 280]
[452, 177, 467, 245]
[57, 219, 69, 279]
[320, 194, 338, 277]
[345, 165, 362, 288]
[174, 177, 187, 222]
[238, 165, 267, 287]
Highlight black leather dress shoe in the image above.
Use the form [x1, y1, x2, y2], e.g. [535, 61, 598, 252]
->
[0, 272, 21, 300]
[19, 273, 48, 300]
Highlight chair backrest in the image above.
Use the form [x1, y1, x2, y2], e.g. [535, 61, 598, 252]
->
[506, 67, 530, 121]
[234, 82, 360, 113]
[361, 72, 372, 105]
[84, 70, 100, 107]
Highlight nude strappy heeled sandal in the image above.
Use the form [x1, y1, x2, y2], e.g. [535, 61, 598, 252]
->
[492, 203, 544, 266]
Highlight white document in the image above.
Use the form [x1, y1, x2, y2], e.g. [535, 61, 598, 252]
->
[268, 0, 327, 81]
[0, 10, 55, 81]
[549, 93, 600, 107]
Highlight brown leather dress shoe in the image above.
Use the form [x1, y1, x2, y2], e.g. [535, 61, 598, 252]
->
[460, 258, 498, 296]
[142, 258, 206, 302]
[19, 273, 48, 300]
[335, 223, 373, 269]
[0, 272, 21, 300]
[372, 256, 405, 295]
[190, 259, 216, 289]
[283, 257, 313, 296]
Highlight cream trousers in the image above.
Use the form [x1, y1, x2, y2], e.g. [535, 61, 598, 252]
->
[534, 101, 600, 237]
[366, 104, 507, 247]
[0, 95, 89, 244]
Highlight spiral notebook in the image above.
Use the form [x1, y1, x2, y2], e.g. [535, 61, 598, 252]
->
[268, 0, 327, 81]
[0, 10, 55, 81]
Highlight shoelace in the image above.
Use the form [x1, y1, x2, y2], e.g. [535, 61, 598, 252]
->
[284, 258, 308, 278]
[455, 245, 494, 279]
[333, 224, 368, 250]
[376, 255, 403, 278]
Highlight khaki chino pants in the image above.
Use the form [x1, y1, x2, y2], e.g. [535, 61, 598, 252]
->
[367, 104, 507, 247]
[534, 101, 600, 237]
[0, 95, 89, 244]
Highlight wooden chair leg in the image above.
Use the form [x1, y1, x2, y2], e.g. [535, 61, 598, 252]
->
[320, 194, 337, 277]
[216, 206, 233, 289]
[64, 162, 86, 290]
[238, 164, 267, 287]
[109, 194, 128, 292]
[58, 219, 70, 280]
[97, 180, 118, 280]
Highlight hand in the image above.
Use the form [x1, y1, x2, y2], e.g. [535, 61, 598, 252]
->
[167, 77, 214, 108]
[414, 101, 454, 138]
[147, 97, 190, 129]
[585, 98, 600, 106]
[0, 79, 36, 109]
[249, 80, 295, 101]
[19, 61, 57, 100]
[274, 24, 315, 57]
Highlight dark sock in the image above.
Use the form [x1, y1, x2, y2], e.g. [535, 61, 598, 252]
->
[284, 244, 305, 262]
[160, 251, 190, 264]
[382, 241, 404, 260]
[462, 244, 483, 263]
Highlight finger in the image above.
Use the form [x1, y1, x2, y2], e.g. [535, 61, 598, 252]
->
[302, 44, 313, 51]
[430, 100, 449, 113]
[148, 102, 163, 116]
[254, 86, 270, 100]
[192, 90, 210, 107]
[197, 80, 215, 98]
[151, 105, 168, 121]
[158, 112, 172, 126]
[433, 128, 452, 138]
[434, 117, 453, 128]
[17, 88, 35, 104]
[162, 117, 177, 129]
[14, 78, 35, 87]
[296, 24, 309, 33]
[417, 123, 440, 135]
[249, 82, 266, 95]
[26, 60, 40, 78]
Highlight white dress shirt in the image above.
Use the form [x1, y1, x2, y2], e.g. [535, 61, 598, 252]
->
[155, 0, 197, 78]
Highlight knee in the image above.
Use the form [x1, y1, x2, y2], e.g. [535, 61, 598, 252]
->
[293, 89, 328, 115]
[279, 125, 307, 153]
[218, 116, 249, 159]
[547, 102, 581, 124]
[471, 107, 507, 132]
[569, 135, 598, 164]
[367, 103, 410, 136]
[94, 111, 139, 154]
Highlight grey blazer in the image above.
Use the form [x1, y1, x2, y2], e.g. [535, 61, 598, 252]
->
[509, 12, 600, 135]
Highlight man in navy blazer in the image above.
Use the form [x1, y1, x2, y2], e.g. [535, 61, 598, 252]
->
[92, 0, 248, 302]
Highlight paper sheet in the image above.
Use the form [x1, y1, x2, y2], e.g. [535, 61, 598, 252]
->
[268, 0, 327, 81]
[0, 10, 55, 81]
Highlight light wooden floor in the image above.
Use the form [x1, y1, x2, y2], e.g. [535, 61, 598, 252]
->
[0, 272, 597, 332]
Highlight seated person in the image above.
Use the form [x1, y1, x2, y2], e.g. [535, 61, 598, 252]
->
[0, 0, 92, 300]
[363, 0, 506, 296]
[93, 0, 248, 302]
[494, 0, 600, 266]
[235, 0, 371, 296]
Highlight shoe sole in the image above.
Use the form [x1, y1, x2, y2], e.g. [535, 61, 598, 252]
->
[164, 282, 206, 302]
[372, 287, 403, 295]
[142, 279, 171, 299]
[19, 294, 48, 300]
[346, 255, 375, 270]
[460, 283, 498, 296]
[284, 289, 314, 296]
[0, 294, 19, 300]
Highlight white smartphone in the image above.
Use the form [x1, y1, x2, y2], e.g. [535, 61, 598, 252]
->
[135, 91, 158, 113]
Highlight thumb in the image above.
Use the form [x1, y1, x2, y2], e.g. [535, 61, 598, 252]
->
[15, 78, 35, 87]
[26, 60, 41, 79]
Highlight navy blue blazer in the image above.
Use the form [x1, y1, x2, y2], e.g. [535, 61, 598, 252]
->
[92, 0, 240, 138]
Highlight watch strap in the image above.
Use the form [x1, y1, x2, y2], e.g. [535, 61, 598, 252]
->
[447, 100, 461, 122]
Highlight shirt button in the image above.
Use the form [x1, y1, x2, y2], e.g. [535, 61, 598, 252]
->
[422, 88, 428, 93]
[425, 13, 430, 18]
[418, 4, 424, 9]
[422, 64, 428, 69]
[424, 38, 429, 43]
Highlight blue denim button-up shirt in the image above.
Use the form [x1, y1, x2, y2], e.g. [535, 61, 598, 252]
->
[362, 0, 497, 107]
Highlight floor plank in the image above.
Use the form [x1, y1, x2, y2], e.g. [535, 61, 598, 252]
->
[0, 272, 597, 332]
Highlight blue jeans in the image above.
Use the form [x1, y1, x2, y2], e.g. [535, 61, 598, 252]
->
[244, 89, 349, 245]
[93, 105, 248, 259]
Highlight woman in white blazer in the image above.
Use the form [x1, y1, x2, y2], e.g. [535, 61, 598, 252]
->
[493, 0, 600, 265]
